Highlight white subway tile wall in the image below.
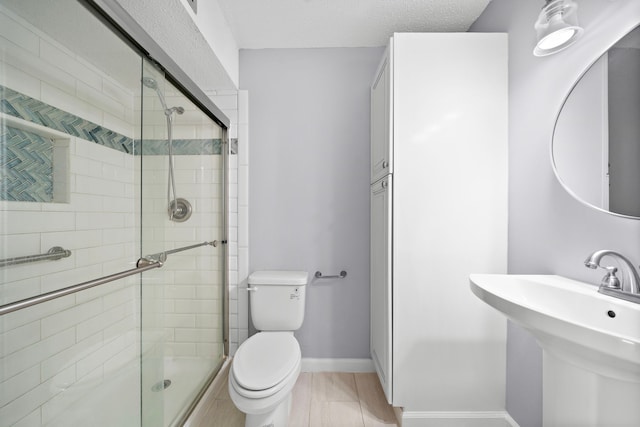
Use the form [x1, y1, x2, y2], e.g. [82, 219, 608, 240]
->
[0, 138, 140, 426]
[207, 90, 249, 355]
[140, 153, 225, 361]
[0, 7, 135, 137]
[0, 9, 144, 423]
[0, 5, 235, 425]
[236, 91, 250, 346]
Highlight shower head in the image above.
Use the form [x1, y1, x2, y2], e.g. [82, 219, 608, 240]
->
[142, 76, 168, 110]
[142, 76, 183, 116]
[142, 77, 158, 90]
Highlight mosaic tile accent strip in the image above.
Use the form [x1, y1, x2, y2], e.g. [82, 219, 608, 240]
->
[1, 85, 135, 154]
[1, 85, 233, 157]
[230, 138, 238, 155]
[1, 125, 53, 202]
[137, 139, 223, 155]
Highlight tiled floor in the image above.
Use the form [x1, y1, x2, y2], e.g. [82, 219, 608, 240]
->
[192, 370, 398, 427]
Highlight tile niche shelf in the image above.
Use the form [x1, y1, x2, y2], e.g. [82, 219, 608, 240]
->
[1, 112, 70, 204]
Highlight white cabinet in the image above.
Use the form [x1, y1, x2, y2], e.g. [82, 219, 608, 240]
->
[371, 52, 392, 183]
[369, 33, 509, 424]
[370, 176, 392, 400]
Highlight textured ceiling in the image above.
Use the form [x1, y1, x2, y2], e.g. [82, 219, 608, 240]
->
[216, 0, 493, 49]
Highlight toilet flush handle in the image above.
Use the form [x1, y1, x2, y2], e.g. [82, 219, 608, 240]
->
[247, 286, 258, 292]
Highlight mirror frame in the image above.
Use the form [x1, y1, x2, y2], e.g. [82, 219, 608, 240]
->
[551, 24, 640, 220]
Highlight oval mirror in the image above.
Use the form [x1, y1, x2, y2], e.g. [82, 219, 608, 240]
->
[552, 25, 640, 219]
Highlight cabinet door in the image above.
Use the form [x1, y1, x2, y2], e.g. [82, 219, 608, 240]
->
[370, 176, 392, 403]
[371, 54, 392, 183]
[391, 33, 508, 411]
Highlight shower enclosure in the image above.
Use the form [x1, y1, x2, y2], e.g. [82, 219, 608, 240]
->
[0, 0, 228, 425]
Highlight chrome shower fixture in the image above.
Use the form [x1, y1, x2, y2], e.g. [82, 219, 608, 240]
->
[142, 76, 192, 222]
[165, 106, 185, 116]
[168, 198, 193, 223]
[142, 76, 159, 90]
[142, 77, 185, 116]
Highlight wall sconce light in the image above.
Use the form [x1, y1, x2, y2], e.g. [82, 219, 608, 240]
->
[534, 0, 583, 57]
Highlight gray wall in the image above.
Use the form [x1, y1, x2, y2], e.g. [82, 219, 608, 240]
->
[470, 1, 640, 426]
[240, 48, 384, 358]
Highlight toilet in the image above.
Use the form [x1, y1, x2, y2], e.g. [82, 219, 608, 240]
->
[228, 270, 308, 427]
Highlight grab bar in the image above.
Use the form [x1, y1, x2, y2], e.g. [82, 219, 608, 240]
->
[315, 270, 347, 279]
[0, 240, 219, 316]
[0, 260, 162, 316]
[0, 246, 72, 268]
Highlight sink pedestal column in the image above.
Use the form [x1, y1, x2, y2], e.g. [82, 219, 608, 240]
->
[543, 352, 640, 426]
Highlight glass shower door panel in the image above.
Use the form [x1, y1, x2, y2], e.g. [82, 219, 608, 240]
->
[140, 60, 225, 427]
[0, 1, 145, 425]
[0, 296, 143, 426]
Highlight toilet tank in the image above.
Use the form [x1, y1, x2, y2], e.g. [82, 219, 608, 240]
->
[248, 271, 308, 331]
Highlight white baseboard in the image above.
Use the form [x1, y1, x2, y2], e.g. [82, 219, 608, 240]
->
[301, 358, 375, 373]
[504, 413, 521, 427]
[400, 411, 519, 427]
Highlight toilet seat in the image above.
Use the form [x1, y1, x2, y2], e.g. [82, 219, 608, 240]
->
[231, 332, 301, 399]
[230, 357, 300, 401]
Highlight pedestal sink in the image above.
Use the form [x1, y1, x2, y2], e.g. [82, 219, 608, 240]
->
[470, 274, 640, 427]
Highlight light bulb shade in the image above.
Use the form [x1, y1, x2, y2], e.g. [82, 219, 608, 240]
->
[534, 0, 583, 56]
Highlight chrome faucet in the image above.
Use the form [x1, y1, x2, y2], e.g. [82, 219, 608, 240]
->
[584, 250, 640, 303]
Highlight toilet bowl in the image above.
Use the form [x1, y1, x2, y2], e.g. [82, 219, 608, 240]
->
[229, 332, 301, 426]
[228, 270, 308, 427]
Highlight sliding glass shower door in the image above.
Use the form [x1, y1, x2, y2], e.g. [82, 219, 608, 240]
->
[140, 61, 226, 427]
[0, 1, 227, 426]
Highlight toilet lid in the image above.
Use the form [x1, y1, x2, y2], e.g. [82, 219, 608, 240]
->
[232, 332, 300, 391]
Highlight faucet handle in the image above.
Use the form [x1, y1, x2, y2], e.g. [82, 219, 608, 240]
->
[601, 266, 622, 290]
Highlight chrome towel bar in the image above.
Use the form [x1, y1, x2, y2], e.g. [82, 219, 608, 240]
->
[315, 270, 347, 279]
[0, 246, 72, 268]
[0, 239, 218, 316]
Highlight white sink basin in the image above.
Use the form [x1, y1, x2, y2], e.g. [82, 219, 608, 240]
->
[469, 274, 640, 382]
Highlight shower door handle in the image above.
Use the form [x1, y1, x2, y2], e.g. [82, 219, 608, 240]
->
[145, 241, 218, 260]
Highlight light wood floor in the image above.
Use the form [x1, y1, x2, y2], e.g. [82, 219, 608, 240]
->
[191, 370, 399, 427]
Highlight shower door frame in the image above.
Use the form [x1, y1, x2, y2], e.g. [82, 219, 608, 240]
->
[79, 0, 231, 423]
[79, 0, 231, 131]
[0, 0, 230, 424]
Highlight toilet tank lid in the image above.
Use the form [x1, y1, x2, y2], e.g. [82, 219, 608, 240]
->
[248, 270, 309, 285]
